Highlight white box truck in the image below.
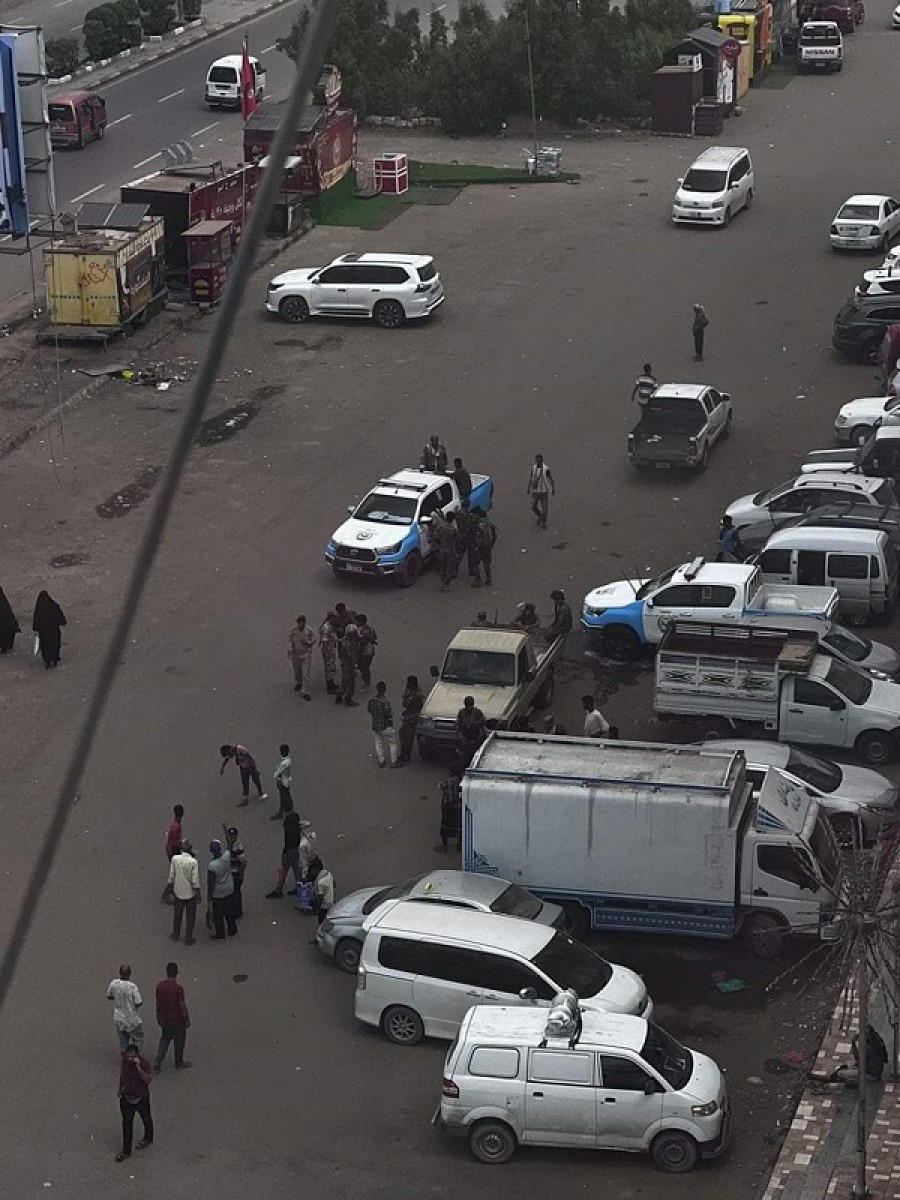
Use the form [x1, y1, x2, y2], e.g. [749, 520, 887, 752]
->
[462, 732, 841, 956]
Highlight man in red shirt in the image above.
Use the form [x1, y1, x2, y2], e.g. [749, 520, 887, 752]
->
[115, 1043, 154, 1161]
[165, 805, 184, 860]
[152, 962, 192, 1072]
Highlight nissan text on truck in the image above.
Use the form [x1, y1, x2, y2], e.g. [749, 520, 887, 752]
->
[580, 557, 838, 660]
[463, 732, 840, 957]
[655, 620, 900, 767]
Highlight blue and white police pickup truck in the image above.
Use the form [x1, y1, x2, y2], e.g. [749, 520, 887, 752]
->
[326, 468, 494, 587]
[581, 558, 839, 660]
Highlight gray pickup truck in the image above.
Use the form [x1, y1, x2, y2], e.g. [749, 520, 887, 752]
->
[416, 625, 564, 759]
[628, 383, 733, 472]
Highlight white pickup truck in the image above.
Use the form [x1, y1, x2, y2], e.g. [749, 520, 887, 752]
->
[797, 20, 843, 72]
[655, 620, 900, 767]
[325, 467, 493, 587]
[581, 557, 839, 660]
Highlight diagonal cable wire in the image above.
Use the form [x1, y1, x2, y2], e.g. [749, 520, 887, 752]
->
[0, 0, 339, 1013]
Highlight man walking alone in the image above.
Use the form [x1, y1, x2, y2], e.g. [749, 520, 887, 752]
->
[692, 303, 708, 361]
[115, 1042, 154, 1162]
[527, 454, 556, 529]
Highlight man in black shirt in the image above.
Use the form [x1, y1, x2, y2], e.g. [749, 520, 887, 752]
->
[449, 457, 472, 501]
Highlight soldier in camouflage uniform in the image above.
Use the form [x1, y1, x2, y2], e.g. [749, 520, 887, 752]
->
[335, 623, 360, 707]
[432, 511, 461, 592]
[319, 617, 338, 695]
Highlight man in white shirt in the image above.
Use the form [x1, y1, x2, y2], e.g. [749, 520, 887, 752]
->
[526, 453, 556, 529]
[581, 694, 611, 739]
[168, 839, 201, 945]
[271, 743, 293, 820]
[107, 964, 144, 1054]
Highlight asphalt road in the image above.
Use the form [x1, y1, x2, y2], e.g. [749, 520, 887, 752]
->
[0, 8, 898, 1200]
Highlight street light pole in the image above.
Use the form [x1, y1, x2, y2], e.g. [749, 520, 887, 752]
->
[523, 3, 538, 171]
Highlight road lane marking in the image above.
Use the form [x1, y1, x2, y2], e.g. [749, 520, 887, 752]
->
[54, 0, 75, 7]
[107, 114, 132, 127]
[191, 121, 219, 137]
[68, 23, 82, 31]
[132, 152, 162, 169]
[70, 183, 106, 204]
[157, 88, 185, 103]
[261, 44, 277, 53]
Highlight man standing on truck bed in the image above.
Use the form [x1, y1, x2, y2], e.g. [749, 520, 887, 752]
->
[449, 457, 472, 501]
[527, 454, 556, 529]
[421, 435, 448, 474]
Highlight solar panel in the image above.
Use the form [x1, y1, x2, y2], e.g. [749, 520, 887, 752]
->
[76, 202, 150, 230]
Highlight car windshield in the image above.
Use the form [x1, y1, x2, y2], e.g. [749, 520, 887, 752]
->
[360, 874, 427, 915]
[753, 478, 795, 506]
[640, 396, 706, 434]
[803, 25, 841, 41]
[209, 66, 238, 83]
[822, 623, 872, 663]
[682, 168, 727, 193]
[441, 649, 515, 686]
[824, 658, 873, 705]
[838, 203, 880, 221]
[785, 746, 843, 793]
[354, 492, 417, 525]
[640, 1022, 693, 1090]
[490, 884, 542, 920]
[48, 103, 73, 121]
[636, 568, 677, 600]
[531, 933, 613, 998]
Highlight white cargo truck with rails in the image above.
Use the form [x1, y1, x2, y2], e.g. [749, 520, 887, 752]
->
[655, 620, 900, 767]
[462, 733, 840, 958]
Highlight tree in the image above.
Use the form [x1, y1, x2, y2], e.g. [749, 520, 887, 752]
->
[139, 0, 176, 36]
[46, 36, 81, 77]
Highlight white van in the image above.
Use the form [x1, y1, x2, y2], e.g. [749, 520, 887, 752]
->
[355, 902, 651, 1046]
[672, 146, 754, 227]
[437, 992, 729, 1171]
[205, 54, 266, 109]
[757, 527, 899, 625]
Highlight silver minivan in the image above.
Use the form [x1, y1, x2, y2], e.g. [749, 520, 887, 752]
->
[355, 902, 652, 1045]
[438, 993, 729, 1171]
[756, 526, 898, 625]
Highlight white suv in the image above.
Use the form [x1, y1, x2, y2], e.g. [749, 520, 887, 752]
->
[266, 252, 444, 329]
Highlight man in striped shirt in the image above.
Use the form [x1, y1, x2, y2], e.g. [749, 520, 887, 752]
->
[367, 681, 400, 768]
[631, 363, 657, 407]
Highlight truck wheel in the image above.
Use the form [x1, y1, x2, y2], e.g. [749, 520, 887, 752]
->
[335, 938, 362, 973]
[722, 411, 733, 439]
[381, 1004, 424, 1045]
[651, 1130, 699, 1173]
[469, 1120, 517, 1165]
[851, 425, 873, 447]
[534, 671, 555, 708]
[856, 729, 897, 767]
[742, 912, 784, 959]
[863, 338, 882, 365]
[397, 551, 421, 587]
[561, 902, 589, 940]
[722, 207, 732, 228]
[698, 717, 732, 740]
[695, 444, 710, 472]
[417, 739, 436, 762]
[845, 608, 873, 628]
[603, 626, 640, 661]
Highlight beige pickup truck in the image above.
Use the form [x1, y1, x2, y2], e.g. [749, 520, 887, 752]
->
[416, 625, 564, 759]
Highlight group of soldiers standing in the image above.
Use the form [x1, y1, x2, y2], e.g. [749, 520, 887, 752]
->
[431, 505, 497, 592]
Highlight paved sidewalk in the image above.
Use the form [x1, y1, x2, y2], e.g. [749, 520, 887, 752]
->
[760, 976, 897, 1200]
[47, 0, 294, 91]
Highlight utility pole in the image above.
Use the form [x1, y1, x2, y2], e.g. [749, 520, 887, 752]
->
[523, 3, 538, 170]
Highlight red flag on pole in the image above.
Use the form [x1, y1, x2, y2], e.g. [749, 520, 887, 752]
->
[240, 37, 257, 122]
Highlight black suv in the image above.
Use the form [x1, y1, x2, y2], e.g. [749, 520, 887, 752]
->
[833, 295, 900, 362]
